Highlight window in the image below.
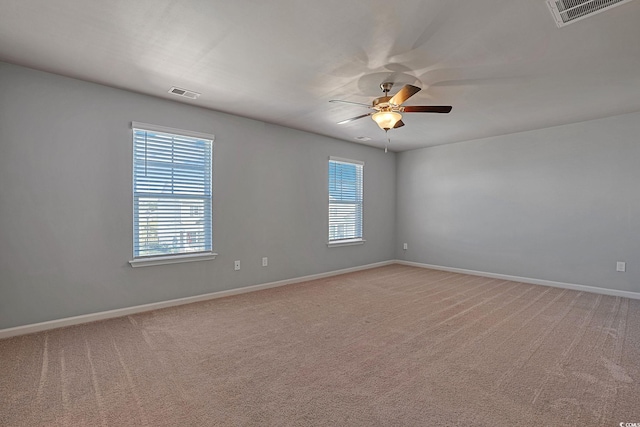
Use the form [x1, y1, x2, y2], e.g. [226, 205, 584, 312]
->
[130, 122, 215, 266]
[328, 157, 364, 245]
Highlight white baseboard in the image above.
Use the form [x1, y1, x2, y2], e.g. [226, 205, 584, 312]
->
[0, 260, 394, 339]
[4, 259, 636, 340]
[395, 260, 640, 300]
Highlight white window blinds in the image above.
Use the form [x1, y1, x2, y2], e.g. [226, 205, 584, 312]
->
[132, 124, 213, 258]
[328, 157, 363, 242]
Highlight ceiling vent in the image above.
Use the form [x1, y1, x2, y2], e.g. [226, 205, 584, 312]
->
[168, 87, 201, 99]
[546, 0, 635, 27]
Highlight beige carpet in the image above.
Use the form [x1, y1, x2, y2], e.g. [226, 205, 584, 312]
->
[1, 265, 639, 426]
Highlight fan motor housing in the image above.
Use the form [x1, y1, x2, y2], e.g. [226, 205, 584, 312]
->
[373, 96, 393, 109]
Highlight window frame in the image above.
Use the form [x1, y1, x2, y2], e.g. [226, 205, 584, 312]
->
[129, 122, 217, 267]
[327, 156, 365, 247]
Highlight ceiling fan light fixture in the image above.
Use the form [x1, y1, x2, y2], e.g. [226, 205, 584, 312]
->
[372, 111, 402, 130]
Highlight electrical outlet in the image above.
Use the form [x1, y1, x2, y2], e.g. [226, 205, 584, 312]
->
[262, 257, 268, 267]
[403, 243, 408, 250]
[616, 261, 626, 272]
[234, 260, 240, 271]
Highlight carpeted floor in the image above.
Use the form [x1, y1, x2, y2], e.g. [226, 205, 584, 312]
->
[1, 265, 639, 426]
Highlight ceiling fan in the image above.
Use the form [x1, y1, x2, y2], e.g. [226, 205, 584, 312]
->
[331, 82, 452, 131]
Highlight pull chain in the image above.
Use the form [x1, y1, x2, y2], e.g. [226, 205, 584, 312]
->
[385, 130, 390, 153]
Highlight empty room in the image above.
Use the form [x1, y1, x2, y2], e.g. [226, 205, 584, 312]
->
[1, 1, 639, 426]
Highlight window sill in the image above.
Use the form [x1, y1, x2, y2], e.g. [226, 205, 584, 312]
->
[327, 239, 365, 247]
[129, 252, 218, 268]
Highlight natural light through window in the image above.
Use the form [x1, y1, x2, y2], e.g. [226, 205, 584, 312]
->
[328, 157, 363, 245]
[132, 123, 213, 262]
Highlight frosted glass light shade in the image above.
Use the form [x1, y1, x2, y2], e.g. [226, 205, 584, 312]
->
[372, 111, 402, 130]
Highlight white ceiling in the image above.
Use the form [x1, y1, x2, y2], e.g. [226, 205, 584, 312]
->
[1, 0, 639, 151]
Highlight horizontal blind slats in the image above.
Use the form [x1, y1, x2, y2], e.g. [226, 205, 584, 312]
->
[328, 160, 363, 241]
[133, 128, 213, 258]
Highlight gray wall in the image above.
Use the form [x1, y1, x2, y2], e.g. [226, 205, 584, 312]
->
[0, 62, 396, 329]
[396, 112, 640, 293]
[3, 60, 639, 330]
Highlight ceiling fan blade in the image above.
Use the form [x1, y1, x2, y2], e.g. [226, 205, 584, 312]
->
[389, 84, 421, 106]
[393, 120, 405, 129]
[329, 99, 371, 108]
[403, 105, 452, 113]
[337, 113, 372, 124]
